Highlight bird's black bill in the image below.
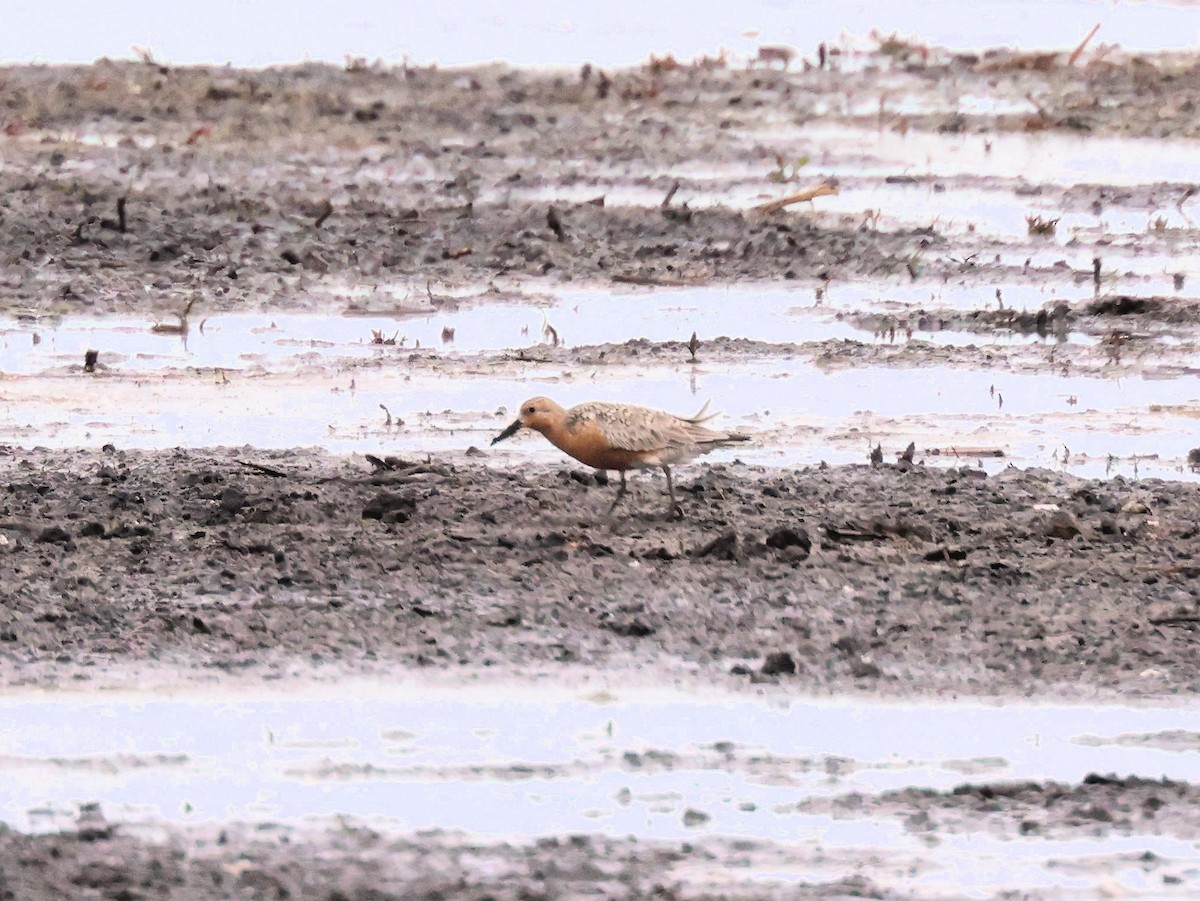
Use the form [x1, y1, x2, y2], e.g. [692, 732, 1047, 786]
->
[491, 419, 522, 445]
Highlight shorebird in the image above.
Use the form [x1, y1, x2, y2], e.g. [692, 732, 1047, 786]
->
[491, 396, 749, 517]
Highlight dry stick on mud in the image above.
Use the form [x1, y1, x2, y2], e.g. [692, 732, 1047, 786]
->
[1067, 23, 1101, 67]
[754, 182, 838, 213]
[1024, 93, 1049, 122]
[237, 460, 290, 479]
[151, 297, 197, 335]
[313, 200, 333, 228]
[611, 273, 692, 287]
[546, 205, 566, 241]
[100, 195, 128, 233]
[927, 446, 1005, 458]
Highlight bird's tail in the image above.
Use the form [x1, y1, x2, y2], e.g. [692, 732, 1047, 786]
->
[685, 400, 750, 445]
[686, 399, 717, 425]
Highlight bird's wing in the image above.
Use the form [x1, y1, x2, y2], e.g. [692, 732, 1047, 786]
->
[569, 402, 733, 452]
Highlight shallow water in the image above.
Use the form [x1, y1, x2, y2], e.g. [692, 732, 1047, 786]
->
[0, 288, 1102, 373]
[3, 684, 1198, 898]
[765, 126, 1200, 190]
[2, 298, 1198, 481]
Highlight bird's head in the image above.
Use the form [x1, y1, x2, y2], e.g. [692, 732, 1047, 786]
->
[491, 396, 563, 444]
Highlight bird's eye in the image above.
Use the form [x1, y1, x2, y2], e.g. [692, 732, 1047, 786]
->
[526, 405, 536, 414]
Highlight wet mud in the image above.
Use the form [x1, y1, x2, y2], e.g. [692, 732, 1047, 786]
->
[801, 773, 1200, 841]
[0, 822, 905, 901]
[5, 46, 1200, 900]
[2, 447, 1199, 699]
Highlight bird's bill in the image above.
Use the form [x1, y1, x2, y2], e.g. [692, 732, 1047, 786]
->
[491, 418, 523, 445]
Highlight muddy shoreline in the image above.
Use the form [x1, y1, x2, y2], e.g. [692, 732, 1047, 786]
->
[3, 445, 1198, 700]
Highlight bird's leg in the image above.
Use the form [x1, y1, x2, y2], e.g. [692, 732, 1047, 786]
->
[662, 465, 683, 520]
[606, 470, 628, 516]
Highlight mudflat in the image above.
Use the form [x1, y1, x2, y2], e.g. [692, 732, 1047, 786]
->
[3, 45, 1200, 900]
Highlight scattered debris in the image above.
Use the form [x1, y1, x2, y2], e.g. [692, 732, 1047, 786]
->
[546, 206, 566, 241]
[185, 124, 212, 145]
[100, 195, 127, 233]
[751, 45, 796, 70]
[313, 200, 334, 228]
[378, 404, 403, 428]
[767, 153, 811, 184]
[237, 460, 289, 479]
[1026, 214, 1059, 236]
[541, 313, 560, 347]
[371, 329, 399, 345]
[151, 297, 197, 335]
[1067, 23, 1101, 67]
[926, 447, 1004, 458]
[761, 651, 797, 675]
[755, 181, 838, 213]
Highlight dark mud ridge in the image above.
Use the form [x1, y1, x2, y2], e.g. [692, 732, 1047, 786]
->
[799, 773, 1200, 841]
[2, 446, 1198, 697]
[3, 773, 1197, 900]
[0, 820, 894, 901]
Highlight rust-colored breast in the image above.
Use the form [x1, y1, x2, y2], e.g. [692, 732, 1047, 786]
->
[544, 417, 650, 471]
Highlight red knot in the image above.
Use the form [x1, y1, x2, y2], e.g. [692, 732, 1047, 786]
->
[492, 396, 749, 517]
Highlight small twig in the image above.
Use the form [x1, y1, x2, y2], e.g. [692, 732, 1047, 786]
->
[313, 200, 333, 228]
[1067, 23, 1101, 67]
[541, 313, 560, 347]
[1149, 614, 1200, 626]
[926, 447, 1005, 458]
[506, 351, 556, 364]
[611, 273, 692, 287]
[150, 297, 197, 335]
[237, 460, 290, 479]
[754, 182, 838, 213]
[547, 206, 565, 241]
[661, 180, 680, 208]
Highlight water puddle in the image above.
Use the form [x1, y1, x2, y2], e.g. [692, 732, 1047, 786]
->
[752, 125, 1200, 189]
[2, 318, 1199, 479]
[0, 291, 1099, 377]
[3, 280, 1199, 480]
[1, 684, 1198, 899]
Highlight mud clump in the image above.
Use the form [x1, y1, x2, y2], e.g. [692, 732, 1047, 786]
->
[761, 651, 798, 676]
[361, 491, 418, 523]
